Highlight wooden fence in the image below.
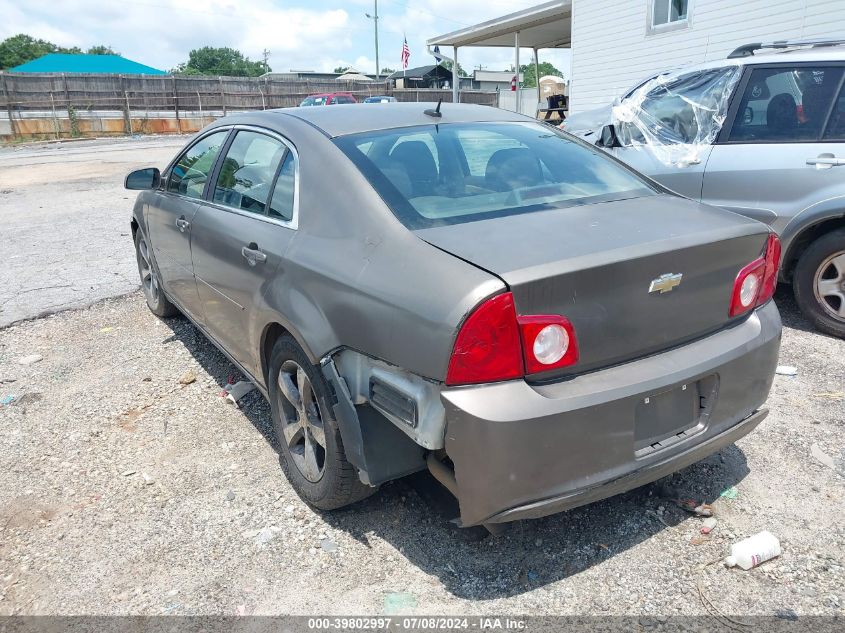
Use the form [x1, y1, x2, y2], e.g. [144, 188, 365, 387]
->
[0, 73, 499, 140]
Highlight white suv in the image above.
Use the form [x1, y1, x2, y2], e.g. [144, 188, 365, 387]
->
[566, 39, 845, 337]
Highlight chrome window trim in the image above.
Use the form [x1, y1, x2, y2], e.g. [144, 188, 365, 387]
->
[202, 124, 300, 231]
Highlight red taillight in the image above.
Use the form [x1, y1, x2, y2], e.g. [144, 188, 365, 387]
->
[730, 258, 765, 317]
[517, 315, 579, 375]
[446, 293, 579, 386]
[729, 233, 781, 317]
[446, 293, 523, 386]
[759, 233, 781, 305]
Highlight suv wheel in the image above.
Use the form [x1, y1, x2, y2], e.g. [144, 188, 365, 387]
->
[134, 230, 179, 318]
[793, 229, 845, 337]
[268, 335, 375, 510]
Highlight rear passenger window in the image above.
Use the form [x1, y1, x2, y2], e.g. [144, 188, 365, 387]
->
[212, 131, 286, 215]
[729, 66, 843, 142]
[824, 90, 845, 139]
[167, 130, 228, 199]
[268, 153, 296, 222]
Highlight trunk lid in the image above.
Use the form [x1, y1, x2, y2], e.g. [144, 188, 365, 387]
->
[416, 194, 770, 377]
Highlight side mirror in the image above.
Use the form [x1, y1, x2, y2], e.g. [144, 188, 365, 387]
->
[125, 167, 161, 190]
[596, 124, 621, 149]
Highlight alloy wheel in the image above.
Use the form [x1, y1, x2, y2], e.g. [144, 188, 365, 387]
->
[813, 251, 845, 322]
[277, 360, 327, 482]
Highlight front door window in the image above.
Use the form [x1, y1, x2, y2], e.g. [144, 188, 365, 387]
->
[613, 66, 741, 167]
[728, 66, 844, 142]
[167, 130, 229, 199]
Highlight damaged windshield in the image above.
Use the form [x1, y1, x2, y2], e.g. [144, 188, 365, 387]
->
[613, 66, 741, 166]
[335, 122, 655, 229]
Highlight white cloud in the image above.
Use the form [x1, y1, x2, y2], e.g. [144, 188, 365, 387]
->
[0, 0, 360, 72]
[1, 0, 571, 77]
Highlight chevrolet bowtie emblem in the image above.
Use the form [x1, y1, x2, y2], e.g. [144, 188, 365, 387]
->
[649, 273, 683, 294]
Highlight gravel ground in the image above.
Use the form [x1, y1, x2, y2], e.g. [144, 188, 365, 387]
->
[0, 136, 186, 327]
[0, 286, 843, 617]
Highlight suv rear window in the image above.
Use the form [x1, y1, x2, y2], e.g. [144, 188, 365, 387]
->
[335, 122, 655, 228]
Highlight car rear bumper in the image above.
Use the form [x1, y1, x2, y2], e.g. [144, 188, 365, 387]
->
[440, 301, 782, 526]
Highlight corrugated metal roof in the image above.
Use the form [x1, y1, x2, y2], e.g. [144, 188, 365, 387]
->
[9, 54, 166, 75]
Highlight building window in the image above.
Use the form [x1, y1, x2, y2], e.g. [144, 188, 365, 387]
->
[648, 0, 690, 33]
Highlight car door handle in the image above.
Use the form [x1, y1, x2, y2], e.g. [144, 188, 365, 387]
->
[807, 156, 845, 168]
[242, 244, 267, 266]
[175, 217, 190, 232]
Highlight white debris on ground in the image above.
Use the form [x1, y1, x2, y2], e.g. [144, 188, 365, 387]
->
[224, 381, 257, 407]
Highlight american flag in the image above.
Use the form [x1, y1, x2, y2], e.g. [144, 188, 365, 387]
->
[401, 37, 410, 70]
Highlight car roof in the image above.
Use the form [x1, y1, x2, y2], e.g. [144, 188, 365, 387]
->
[738, 43, 845, 64]
[271, 102, 532, 137]
[657, 44, 845, 79]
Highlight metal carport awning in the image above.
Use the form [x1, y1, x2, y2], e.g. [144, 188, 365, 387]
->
[426, 0, 571, 105]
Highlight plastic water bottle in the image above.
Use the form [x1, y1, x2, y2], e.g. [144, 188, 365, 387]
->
[724, 531, 781, 570]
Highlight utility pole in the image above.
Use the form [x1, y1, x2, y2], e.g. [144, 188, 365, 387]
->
[262, 48, 271, 73]
[365, 1, 380, 80]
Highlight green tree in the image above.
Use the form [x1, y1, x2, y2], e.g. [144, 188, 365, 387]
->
[518, 61, 563, 88]
[442, 60, 468, 77]
[172, 47, 269, 77]
[0, 34, 81, 70]
[87, 45, 119, 55]
[333, 66, 350, 73]
[380, 67, 396, 75]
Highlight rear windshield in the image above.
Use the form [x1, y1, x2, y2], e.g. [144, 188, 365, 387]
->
[334, 122, 656, 228]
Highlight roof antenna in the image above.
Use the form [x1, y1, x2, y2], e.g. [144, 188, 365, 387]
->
[424, 98, 443, 118]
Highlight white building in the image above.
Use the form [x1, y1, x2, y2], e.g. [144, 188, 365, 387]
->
[471, 70, 524, 91]
[428, 0, 845, 113]
[573, 0, 845, 112]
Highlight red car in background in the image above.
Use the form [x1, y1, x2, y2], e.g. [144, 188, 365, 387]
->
[299, 92, 358, 106]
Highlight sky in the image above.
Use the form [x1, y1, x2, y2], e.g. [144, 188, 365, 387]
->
[1, 0, 571, 77]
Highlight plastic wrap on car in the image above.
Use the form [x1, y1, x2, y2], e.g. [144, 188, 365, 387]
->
[611, 66, 742, 167]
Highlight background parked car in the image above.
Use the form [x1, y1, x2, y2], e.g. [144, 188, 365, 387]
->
[299, 92, 358, 106]
[363, 95, 398, 103]
[565, 39, 845, 337]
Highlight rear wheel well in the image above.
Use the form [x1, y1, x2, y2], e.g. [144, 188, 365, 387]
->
[783, 216, 845, 282]
[261, 323, 292, 387]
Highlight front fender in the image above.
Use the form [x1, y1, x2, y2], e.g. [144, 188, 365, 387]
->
[130, 191, 156, 238]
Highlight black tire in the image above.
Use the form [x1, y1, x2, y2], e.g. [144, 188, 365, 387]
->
[793, 228, 845, 338]
[268, 335, 374, 510]
[134, 229, 179, 318]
